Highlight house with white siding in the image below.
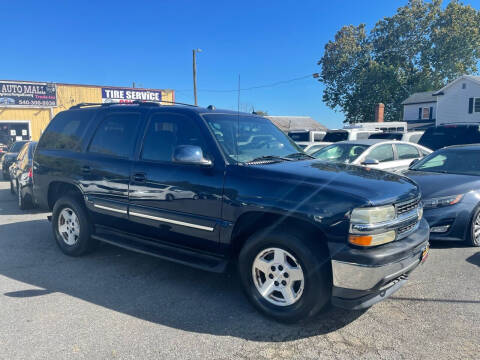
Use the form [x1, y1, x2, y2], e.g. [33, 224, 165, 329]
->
[402, 75, 480, 129]
[402, 91, 437, 130]
[433, 75, 480, 125]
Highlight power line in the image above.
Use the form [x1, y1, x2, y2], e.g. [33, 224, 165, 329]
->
[175, 73, 317, 94]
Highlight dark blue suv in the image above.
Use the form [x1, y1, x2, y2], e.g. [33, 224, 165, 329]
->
[33, 102, 429, 322]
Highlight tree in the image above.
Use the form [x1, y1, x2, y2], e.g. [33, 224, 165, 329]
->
[318, 0, 480, 123]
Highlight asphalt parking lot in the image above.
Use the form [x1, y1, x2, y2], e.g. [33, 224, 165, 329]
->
[0, 180, 479, 359]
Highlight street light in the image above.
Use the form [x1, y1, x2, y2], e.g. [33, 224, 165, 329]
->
[193, 48, 202, 106]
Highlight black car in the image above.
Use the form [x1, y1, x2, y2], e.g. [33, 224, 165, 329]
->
[9, 141, 37, 209]
[404, 145, 480, 247]
[33, 102, 429, 322]
[1, 140, 29, 179]
[418, 123, 480, 150]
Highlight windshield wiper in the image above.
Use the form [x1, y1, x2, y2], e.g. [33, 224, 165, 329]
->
[286, 152, 315, 160]
[247, 155, 293, 163]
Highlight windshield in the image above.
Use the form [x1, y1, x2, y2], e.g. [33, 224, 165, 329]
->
[323, 131, 348, 142]
[312, 143, 369, 163]
[418, 125, 480, 150]
[410, 148, 480, 176]
[9, 141, 26, 152]
[288, 132, 309, 142]
[369, 133, 402, 140]
[203, 114, 302, 163]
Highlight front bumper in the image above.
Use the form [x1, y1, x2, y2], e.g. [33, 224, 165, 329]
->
[330, 217, 430, 310]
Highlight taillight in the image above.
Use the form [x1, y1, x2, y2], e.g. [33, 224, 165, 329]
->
[28, 168, 33, 178]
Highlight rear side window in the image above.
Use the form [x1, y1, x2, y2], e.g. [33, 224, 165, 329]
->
[38, 110, 93, 151]
[396, 144, 420, 160]
[88, 112, 141, 158]
[367, 144, 394, 162]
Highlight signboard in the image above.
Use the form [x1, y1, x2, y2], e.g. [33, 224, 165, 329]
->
[0, 81, 57, 107]
[101, 87, 162, 104]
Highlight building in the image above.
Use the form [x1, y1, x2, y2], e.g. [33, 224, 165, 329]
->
[401, 91, 437, 130]
[0, 80, 174, 144]
[402, 75, 480, 129]
[434, 75, 480, 125]
[265, 116, 327, 132]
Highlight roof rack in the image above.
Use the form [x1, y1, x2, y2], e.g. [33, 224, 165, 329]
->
[70, 99, 197, 110]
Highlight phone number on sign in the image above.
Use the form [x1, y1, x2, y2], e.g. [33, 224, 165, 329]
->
[17, 100, 56, 106]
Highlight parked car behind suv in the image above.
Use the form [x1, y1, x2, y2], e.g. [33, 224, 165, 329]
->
[1, 140, 29, 179]
[10, 141, 37, 209]
[311, 140, 431, 172]
[33, 102, 429, 322]
[418, 123, 480, 150]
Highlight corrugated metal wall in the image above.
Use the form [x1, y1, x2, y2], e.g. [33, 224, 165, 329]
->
[0, 83, 175, 141]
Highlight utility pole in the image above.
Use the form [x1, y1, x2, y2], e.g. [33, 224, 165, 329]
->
[192, 48, 202, 105]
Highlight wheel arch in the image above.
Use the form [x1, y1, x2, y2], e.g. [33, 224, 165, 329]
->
[230, 211, 329, 257]
[47, 181, 84, 210]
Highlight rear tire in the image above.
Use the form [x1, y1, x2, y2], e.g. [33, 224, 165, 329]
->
[238, 227, 332, 323]
[17, 181, 32, 210]
[467, 207, 480, 247]
[52, 195, 96, 256]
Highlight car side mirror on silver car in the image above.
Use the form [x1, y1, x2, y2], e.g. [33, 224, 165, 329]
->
[173, 145, 213, 166]
[362, 158, 380, 166]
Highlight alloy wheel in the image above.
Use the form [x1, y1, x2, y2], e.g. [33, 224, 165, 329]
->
[474, 212, 480, 243]
[58, 208, 80, 246]
[251, 247, 304, 306]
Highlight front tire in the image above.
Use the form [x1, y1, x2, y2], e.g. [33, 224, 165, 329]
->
[467, 207, 480, 247]
[52, 195, 96, 256]
[238, 227, 332, 323]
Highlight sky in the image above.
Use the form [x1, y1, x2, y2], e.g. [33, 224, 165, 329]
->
[1, 0, 479, 129]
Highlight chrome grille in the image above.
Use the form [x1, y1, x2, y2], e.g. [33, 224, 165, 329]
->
[396, 197, 420, 215]
[397, 221, 417, 235]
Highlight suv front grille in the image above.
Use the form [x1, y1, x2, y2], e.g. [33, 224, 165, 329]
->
[397, 221, 417, 235]
[396, 197, 420, 215]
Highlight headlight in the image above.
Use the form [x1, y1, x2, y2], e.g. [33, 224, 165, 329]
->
[350, 205, 395, 224]
[423, 194, 463, 209]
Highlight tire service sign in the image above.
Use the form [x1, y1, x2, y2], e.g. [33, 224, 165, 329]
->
[102, 87, 162, 104]
[0, 81, 57, 107]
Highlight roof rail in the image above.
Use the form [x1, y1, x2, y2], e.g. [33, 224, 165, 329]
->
[70, 100, 197, 110]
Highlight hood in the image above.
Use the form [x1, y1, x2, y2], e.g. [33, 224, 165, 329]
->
[403, 170, 480, 199]
[250, 160, 419, 206]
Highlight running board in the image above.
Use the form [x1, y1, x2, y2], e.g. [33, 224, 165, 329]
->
[91, 231, 227, 273]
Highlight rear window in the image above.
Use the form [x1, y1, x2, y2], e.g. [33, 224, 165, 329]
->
[38, 110, 94, 151]
[323, 131, 348, 142]
[418, 125, 480, 150]
[288, 132, 309, 141]
[369, 133, 402, 140]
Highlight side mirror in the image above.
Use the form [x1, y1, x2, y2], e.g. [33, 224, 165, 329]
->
[173, 145, 212, 166]
[409, 158, 419, 169]
[362, 158, 380, 166]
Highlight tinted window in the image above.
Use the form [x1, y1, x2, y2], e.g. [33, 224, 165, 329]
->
[323, 131, 348, 142]
[411, 149, 480, 176]
[141, 113, 206, 162]
[17, 143, 29, 160]
[288, 132, 309, 141]
[369, 133, 402, 140]
[418, 125, 480, 150]
[38, 110, 94, 151]
[367, 144, 394, 162]
[396, 144, 420, 160]
[89, 113, 141, 158]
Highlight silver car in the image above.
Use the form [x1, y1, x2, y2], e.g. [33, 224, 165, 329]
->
[311, 139, 432, 172]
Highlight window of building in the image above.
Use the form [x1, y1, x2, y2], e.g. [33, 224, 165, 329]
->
[475, 98, 480, 113]
[422, 107, 430, 119]
[88, 113, 141, 158]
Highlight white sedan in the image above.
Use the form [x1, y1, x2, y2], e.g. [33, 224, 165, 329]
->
[311, 139, 432, 172]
